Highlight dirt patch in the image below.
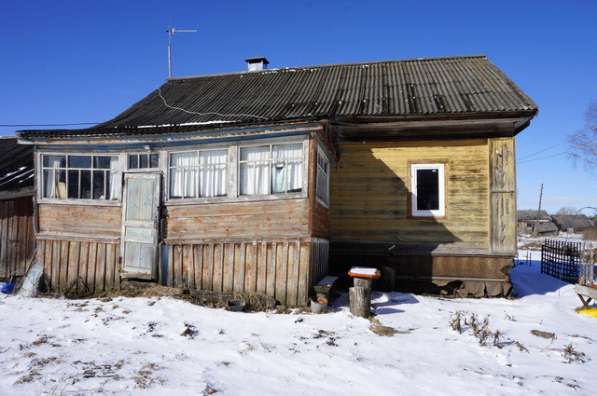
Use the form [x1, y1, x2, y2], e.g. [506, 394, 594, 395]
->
[530, 329, 556, 340]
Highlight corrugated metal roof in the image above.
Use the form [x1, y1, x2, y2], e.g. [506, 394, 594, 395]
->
[19, 55, 537, 138]
[0, 137, 34, 192]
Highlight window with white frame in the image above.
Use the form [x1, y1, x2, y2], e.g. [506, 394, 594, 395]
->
[128, 153, 159, 169]
[316, 146, 330, 205]
[169, 149, 227, 199]
[411, 163, 445, 217]
[41, 154, 121, 201]
[239, 143, 303, 196]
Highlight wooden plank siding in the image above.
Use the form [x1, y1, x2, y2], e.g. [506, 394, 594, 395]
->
[489, 137, 517, 255]
[165, 199, 309, 240]
[162, 240, 316, 306]
[0, 196, 36, 279]
[330, 139, 490, 253]
[36, 238, 120, 293]
[38, 204, 121, 238]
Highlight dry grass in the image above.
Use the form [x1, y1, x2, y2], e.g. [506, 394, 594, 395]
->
[582, 226, 597, 241]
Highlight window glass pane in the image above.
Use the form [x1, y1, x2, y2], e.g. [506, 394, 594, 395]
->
[170, 152, 199, 198]
[43, 169, 66, 198]
[128, 155, 139, 169]
[93, 170, 106, 199]
[416, 169, 439, 210]
[42, 155, 66, 168]
[69, 156, 92, 168]
[80, 170, 92, 199]
[272, 144, 302, 193]
[139, 154, 149, 168]
[150, 153, 160, 168]
[240, 146, 269, 161]
[94, 156, 111, 169]
[67, 170, 79, 199]
[240, 146, 269, 195]
[316, 149, 329, 204]
[198, 150, 227, 197]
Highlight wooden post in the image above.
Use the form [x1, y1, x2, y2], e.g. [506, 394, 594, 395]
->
[349, 286, 371, 318]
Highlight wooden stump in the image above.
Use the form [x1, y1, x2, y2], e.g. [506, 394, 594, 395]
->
[349, 286, 371, 318]
[354, 277, 373, 290]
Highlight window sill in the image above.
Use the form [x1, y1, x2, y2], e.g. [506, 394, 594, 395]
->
[165, 192, 307, 206]
[37, 199, 122, 207]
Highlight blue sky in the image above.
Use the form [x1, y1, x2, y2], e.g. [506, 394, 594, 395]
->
[0, 0, 595, 213]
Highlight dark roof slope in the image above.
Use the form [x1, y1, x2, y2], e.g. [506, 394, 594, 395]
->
[0, 137, 34, 192]
[19, 55, 537, 139]
[517, 209, 550, 221]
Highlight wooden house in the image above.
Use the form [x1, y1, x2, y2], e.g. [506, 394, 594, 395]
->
[17, 55, 537, 303]
[0, 137, 36, 281]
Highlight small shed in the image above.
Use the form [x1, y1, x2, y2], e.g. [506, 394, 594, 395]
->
[0, 137, 36, 280]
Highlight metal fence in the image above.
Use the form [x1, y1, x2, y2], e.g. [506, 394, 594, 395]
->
[540, 239, 584, 283]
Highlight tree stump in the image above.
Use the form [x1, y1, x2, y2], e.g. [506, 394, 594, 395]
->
[349, 286, 371, 318]
[354, 277, 373, 290]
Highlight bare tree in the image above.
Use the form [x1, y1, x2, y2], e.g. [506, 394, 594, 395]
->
[569, 103, 597, 169]
[556, 207, 578, 215]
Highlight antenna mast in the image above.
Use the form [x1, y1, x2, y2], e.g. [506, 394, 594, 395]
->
[166, 27, 197, 78]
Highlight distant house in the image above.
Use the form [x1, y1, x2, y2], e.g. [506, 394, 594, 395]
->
[552, 215, 594, 233]
[517, 209, 557, 236]
[0, 137, 35, 280]
[16, 55, 537, 302]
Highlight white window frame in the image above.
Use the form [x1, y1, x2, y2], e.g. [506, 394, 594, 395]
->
[37, 152, 123, 205]
[167, 147, 229, 200]
[315, 145, 330, 207]
[410, 163, 445, 217]
[237, 141, 306, 198]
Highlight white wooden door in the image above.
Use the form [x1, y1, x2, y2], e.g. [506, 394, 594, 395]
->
[121, 173, 161, 277]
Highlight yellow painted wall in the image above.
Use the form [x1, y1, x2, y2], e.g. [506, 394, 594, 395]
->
[330, 138, 490, 253]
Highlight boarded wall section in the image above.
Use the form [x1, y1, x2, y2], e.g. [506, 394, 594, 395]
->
[163, 239, 326, 306]
[36, 238, 120, 293]
[0, 196, 36, 279]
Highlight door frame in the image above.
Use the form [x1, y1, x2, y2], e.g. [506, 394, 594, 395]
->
[120, 171, 162, 280]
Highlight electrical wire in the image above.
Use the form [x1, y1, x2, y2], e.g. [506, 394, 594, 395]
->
[517, 144, 561, 161]
[517, 151, 569, 164]
[157, 87, 269, 120]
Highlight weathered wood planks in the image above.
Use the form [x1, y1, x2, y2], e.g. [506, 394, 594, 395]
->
[165, 199, 309, 240]
[0, 196, 36, 279]
[38, 204, 122, 238]
[37, 238, 120, 293]
[163, 239, 321, 306]
[489, 138, 516, 255]
[330, 139, 490, 251]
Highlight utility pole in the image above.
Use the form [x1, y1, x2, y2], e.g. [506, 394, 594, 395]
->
[536, 183, 544, 220]
[166, 27, 197, 79]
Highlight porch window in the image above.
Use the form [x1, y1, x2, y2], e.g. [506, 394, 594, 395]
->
[41, 154, 120, 201]
[128, 153, 159, 169]
[411, 163, 445, 217]
[169, 149, 227, 199]
[316, 146, 330, 206]
[239, 143, 303, 196]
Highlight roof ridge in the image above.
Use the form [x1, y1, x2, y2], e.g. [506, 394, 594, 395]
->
[169, 54, 488, 82]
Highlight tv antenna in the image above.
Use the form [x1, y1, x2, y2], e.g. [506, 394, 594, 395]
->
[166, 27, 197, 78]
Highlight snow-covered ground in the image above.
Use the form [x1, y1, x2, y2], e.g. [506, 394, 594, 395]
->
[1, 257, 596, 395]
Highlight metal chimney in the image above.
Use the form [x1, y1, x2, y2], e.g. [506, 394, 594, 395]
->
[245, 57, 269, 72]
